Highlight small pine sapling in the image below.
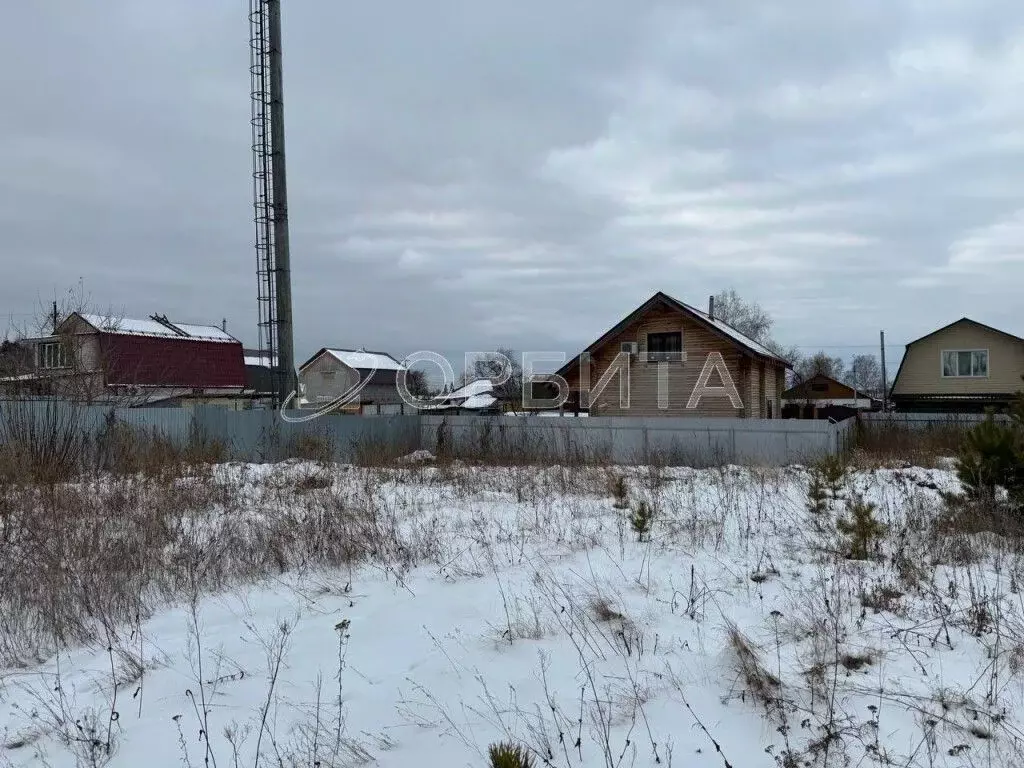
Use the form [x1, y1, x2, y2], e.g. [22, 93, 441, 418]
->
[956, 409, 1024, 504]
[630, 500, 654, 542]
[807, 470, 829, 515]
[609, 473, 629, 509]
[817, 455, 849, 501]
[837, 493, 886, 560]
[489, 741, 535, 768]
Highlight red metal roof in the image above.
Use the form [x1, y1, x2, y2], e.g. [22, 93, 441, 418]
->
[99, 334, 245, 388]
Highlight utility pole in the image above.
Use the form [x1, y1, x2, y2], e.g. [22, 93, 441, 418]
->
[267, 0, 296, 407]
[880, 330, 888, 411]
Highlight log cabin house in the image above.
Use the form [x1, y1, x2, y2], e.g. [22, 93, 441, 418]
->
[557, 292, 792, 418]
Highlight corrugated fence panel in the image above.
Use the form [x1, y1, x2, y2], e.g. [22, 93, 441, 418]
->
[1, 400, 851, 467]
[420, 415, 848, 466]
[115, 407, 193, 445]
[860, 412, 1008, 429]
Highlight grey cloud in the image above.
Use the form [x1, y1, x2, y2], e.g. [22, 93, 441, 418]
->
[3, 0, 1024, 371]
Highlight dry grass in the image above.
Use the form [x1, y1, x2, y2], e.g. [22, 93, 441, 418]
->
[852, 420, 966, 468]
[0, 459, 442, 667]
[725, 622, 782, 713]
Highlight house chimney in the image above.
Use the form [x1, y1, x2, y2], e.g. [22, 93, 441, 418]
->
[708, 295, 715, 321]
[222, 318, 227, 332]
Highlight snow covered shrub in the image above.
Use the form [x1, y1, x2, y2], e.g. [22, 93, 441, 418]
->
[816, 455, 848, 501]
[836, 493, 886, 561]
[488, 741, 535, 768]
[806, 456, 848, 517]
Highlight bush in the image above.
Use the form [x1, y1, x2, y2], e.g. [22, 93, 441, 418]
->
[488, 742, 534, 768]
[955, 402, 1024, 505]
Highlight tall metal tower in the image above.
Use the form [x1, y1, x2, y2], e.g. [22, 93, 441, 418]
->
[249, 0, 296, 407]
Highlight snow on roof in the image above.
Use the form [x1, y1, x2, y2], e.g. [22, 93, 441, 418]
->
[460, 393, 498, 410]
[325, 349, 406, 371]
[79, 314, 238, 343]
[432, 378, 500, 410]
[438, 378, 494, 401]
[171, 323, 236, 342]
[681, 303, 788, 363]
[244, 355, 275, 367]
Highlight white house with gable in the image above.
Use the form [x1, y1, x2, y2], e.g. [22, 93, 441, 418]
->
[297, 347, 409, 415]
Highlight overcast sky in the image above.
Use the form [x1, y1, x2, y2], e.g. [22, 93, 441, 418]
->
[3, 1, 1023, 375]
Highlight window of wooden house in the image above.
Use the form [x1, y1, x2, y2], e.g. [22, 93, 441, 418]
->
[645, 331, 683, 362]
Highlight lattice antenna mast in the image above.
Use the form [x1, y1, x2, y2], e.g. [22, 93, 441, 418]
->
[249, 0, 296, 408]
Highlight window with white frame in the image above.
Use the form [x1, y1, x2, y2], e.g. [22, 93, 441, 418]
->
[645, 331, 683, 362]
[36, 341, 69, 370]
[941, 349, 988, 378]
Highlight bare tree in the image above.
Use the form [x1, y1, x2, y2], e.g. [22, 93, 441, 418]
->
[712, 289, 773, 342]
[465, 347, 523, 402]
[404, 368, 433, 398]
[795, 351, 846, 383]
[712, 289, 801, 366]
[848, 354, 883, 396]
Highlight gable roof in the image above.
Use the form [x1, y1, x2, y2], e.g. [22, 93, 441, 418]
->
[557, 291, 791, 377]
[299, 347, 406, 373]
[902, 317, 1024, 349]
[889, 317, 1024, 396]
[71, 313, 238, 343]
[782, 372, 877, 400]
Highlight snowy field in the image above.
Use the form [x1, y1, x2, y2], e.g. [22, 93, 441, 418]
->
[2, 458, 1024, 767]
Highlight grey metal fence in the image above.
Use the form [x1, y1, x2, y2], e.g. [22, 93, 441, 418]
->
[0, 401, 420, 464]
[421, 415, 852, 466]
[0, 400, 853, 467]
[860, 412, 1008, 429]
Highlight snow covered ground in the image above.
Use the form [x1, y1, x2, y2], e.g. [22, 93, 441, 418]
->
[2, 460, 1024, 767]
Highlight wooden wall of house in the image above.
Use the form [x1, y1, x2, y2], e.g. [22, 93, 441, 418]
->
[751, 359, 763, 419]
[566, 307, 751, 418]
[770, 366, 785, 419]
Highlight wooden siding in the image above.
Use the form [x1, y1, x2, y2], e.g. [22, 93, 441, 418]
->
[784, 374, 860, 401]
[565, 306, 785, 418]
[892, 321, 1024, 396]
[771, 368, 784, 419]
[751, 359, 763, 419]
